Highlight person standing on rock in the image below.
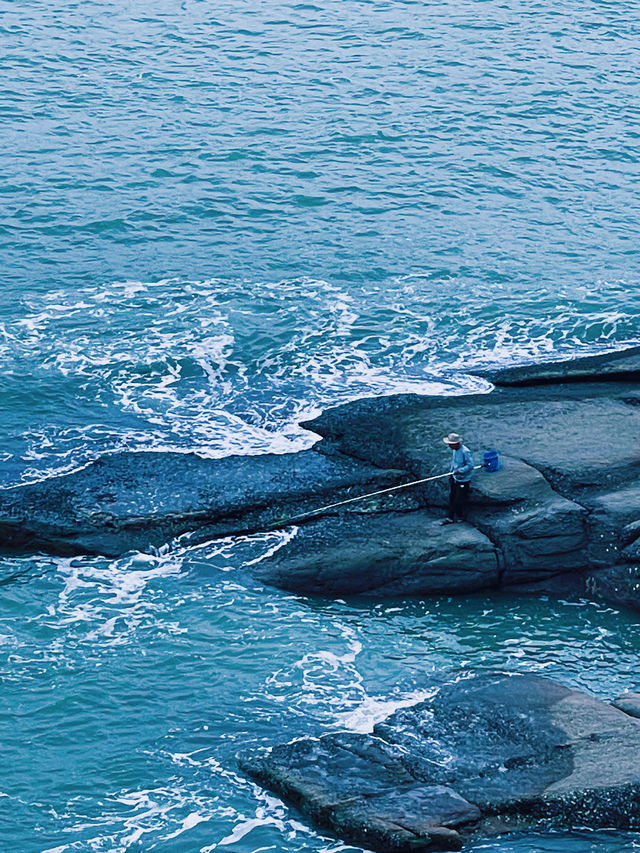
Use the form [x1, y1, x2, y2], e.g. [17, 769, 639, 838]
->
[441, 433, 474, 524]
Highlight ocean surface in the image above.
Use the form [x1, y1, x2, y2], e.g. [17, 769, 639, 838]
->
[2, 0, 640, 850]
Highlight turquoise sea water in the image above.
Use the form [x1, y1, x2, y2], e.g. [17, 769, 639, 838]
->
[2, 0, 640, 850]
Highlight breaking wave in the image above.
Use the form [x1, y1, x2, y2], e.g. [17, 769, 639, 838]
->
[1, 274, 638, 484]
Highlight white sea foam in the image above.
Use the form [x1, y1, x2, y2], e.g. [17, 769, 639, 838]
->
[170, 527, 298, 571]
[3, 274, 639, 486]
[332, 688, 437, 734]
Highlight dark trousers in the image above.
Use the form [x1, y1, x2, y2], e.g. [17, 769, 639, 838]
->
[448, 477, 470, 520]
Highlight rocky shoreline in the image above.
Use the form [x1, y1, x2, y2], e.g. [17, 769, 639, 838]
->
[4, 345, 640, 851]
[2, 344, 640, 611]
[240, 671, 640, 852]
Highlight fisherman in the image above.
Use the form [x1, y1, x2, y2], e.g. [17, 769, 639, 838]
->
[441, 432, 474, 524]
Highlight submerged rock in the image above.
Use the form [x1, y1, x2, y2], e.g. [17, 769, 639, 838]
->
[239, 672, 640, 852]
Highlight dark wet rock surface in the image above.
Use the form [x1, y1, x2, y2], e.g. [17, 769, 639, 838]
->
[612, 691, 640, 719]
[0, 450, 406, 557]
[251, 512, 498, 596]
[2, 346, 640, 612]
[281, 352, 640, 606]
[469, 343, 640, 386]
[239, 672, 640, 852]
[585, 564, 640, 613]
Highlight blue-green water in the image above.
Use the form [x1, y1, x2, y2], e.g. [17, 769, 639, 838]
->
[2, 0, 640, 850]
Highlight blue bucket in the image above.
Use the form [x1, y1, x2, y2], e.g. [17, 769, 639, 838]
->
[483, 449, 501, 472]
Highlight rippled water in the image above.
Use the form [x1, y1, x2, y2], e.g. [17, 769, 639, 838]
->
[2, 0, 640, 850]
[5, 545, 640, 853]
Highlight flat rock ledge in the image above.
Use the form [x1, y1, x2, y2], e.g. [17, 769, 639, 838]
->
[239, 672, 640, 852]
[2, 345, 640, 610]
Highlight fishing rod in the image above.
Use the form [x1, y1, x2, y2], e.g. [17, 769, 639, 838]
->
[277, 464, 487, 527]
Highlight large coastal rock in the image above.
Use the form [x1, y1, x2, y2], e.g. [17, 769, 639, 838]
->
[240, 672, 640, 852]
[0, 450, 408, 557]
[1, 345, 640, 611]
[251, 512, 499, 596]
[278, 351, 640, 601]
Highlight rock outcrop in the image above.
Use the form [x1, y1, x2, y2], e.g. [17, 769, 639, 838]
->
[252, 512, 499, 597]
[2, 345, 640, 610]
[471, 343, 640, 386]
[0, 450, 407, 557]
[256, 347, 640, 604]
[254, 353, 640, 601]
[239, 671, 640, 852]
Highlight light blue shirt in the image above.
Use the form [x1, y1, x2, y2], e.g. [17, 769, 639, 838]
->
[450, 445, 475, 483]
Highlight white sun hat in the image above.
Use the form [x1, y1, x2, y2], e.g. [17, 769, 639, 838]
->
[443, 433, 462, 445]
